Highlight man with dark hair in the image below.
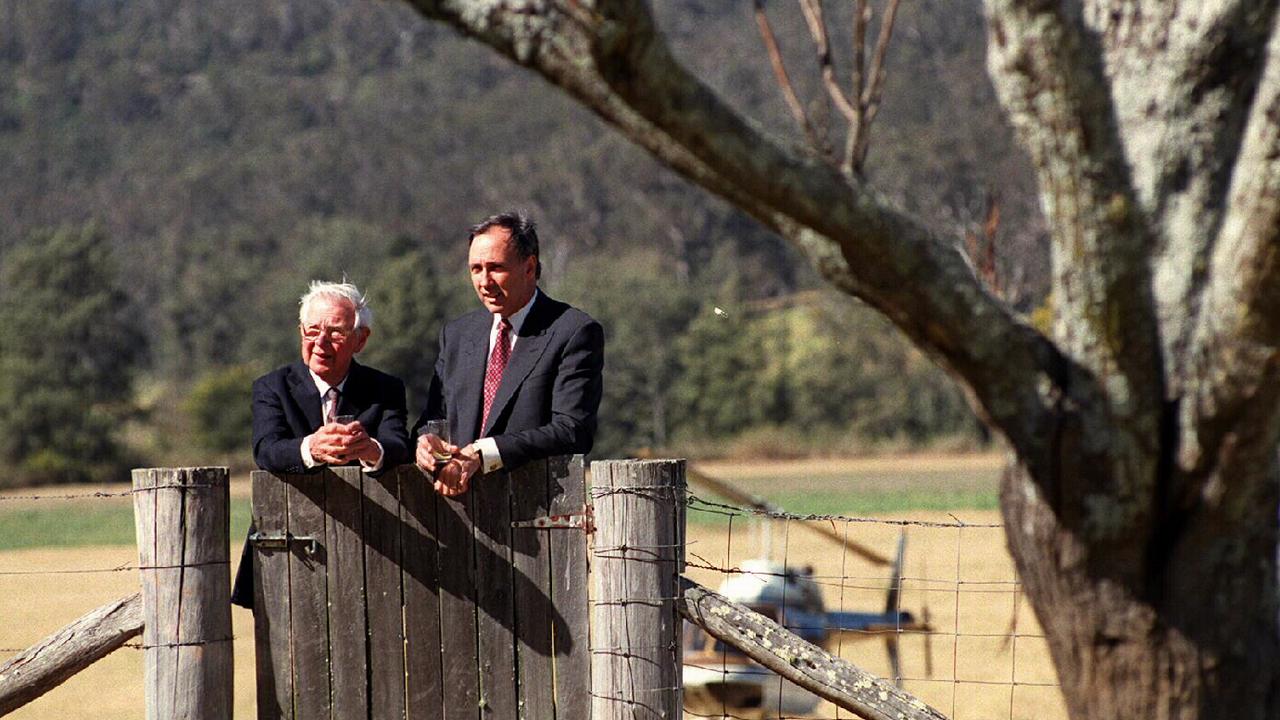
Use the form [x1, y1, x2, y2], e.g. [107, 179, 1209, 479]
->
[413, 212, 604, 495]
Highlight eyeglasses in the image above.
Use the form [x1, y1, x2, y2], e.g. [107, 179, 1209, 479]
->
[300, 323, 358, 343]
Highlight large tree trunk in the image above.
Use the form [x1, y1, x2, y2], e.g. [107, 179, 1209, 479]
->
[397, 1, 1280, 715]
[1004, 457, 1280, 717]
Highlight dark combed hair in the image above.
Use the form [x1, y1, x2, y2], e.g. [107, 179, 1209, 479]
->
[468, 211, 542, 277]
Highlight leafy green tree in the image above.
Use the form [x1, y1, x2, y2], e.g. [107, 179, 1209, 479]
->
[670, 301, 777, 440]
[184, 364, 258, 456]
[0, 224, 144, 485]
[360, 235, 470, 417]
[556, 251, 698, 456]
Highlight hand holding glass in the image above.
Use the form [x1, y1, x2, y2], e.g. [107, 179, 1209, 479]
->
[424, 420, 453, 464]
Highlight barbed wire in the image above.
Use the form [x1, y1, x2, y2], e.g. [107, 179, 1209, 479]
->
[685, 492, 1005, 528]
[0, 482, 224, 503]
[679, 485, 1059, 720]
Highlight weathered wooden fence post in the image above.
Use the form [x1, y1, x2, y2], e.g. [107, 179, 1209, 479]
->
[590, 459, 686, 719]
[133, 467, 233, 720]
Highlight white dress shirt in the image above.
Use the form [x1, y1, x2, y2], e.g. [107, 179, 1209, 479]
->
[473, 290, 539, 473]
[300, 370, 384, 471]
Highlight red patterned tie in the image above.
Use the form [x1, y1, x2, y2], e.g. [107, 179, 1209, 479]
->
[481, 318, 512, 431]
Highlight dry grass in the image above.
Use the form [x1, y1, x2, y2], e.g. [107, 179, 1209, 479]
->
[683, 510, 1067, 720]
[0, 453, 1065, 720]
[0, 545, 256, 720]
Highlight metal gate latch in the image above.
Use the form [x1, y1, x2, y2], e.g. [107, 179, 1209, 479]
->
[511, 505, 594, 534]
[249, 531, 319, 556]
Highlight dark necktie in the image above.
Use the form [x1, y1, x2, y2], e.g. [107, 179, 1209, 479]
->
[324, 387, 340, 425]
[482, 318, 512, 431]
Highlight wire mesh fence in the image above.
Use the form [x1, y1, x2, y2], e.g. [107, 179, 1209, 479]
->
[2, 462, 1065, 720]
[0, 486, 143, 655]
[680, 491, 1066, 720]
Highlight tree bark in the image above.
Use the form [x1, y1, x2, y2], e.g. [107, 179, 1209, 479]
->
[395, 1, 1280, 716]
[679, 577, 947, 720]
[0, 593, 144, 715]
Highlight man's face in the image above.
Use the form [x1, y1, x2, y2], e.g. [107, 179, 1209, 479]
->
[299, 296, 368, 385]
[469, 227, 538, 317]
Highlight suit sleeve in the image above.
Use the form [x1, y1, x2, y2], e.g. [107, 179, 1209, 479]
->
[252, 374, 308, 474]
[492, 318, 604, 468]
[371, 374, 411, 470]
[411, 325, 450, 438]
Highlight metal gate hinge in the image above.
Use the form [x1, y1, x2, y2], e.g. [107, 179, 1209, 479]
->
[511, 505, 594, 534]
[249, 531, 319, 556]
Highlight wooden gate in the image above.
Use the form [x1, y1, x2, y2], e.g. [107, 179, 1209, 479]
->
[249, 456, 591, 719]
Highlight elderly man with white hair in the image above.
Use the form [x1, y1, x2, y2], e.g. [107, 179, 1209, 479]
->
[230, 280, 410, 609]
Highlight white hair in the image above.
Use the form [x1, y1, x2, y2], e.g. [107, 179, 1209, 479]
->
[299, 280, 373, 329]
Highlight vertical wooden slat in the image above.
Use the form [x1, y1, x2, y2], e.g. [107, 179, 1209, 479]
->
[401, 466, 444, 718]
[474, 466, 518, 718]
[176, 468, 234, 718]
[437, 491, 480, 719]
[133, 469, 160, 720]
[512, 460, 554, 719]
[286, 473, 331, 720]
[364, 469, 407, 720]
[590, 460, 685, 720]
[550, 456, 591, 719]
[251, 470, 292, 720]
[133, 467, 233, 720]
[326, 467, 370, 719]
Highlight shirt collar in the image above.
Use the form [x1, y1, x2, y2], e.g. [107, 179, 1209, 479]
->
[494, 288, 539, 335]
[309, 369, 350, 397]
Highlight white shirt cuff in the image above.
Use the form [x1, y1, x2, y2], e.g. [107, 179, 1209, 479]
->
[360, 439, 385, 473]
[300, 434, 320, 468]
[475, 437, 503, 474]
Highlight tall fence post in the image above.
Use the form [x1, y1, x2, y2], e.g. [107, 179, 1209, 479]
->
[133, 467, 233, 720]
[590, 459, 685, 719]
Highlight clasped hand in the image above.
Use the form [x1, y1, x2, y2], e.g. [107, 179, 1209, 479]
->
[415, 434, 480, 497]
[310, 420, 378, 465]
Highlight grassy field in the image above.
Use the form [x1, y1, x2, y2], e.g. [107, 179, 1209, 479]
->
[0, 453, 1065, 720]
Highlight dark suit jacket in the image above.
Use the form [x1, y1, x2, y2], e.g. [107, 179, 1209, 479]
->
[252, 360, 411, 473]
[232, 359, 410, 609]
[412, 292, 604, 470]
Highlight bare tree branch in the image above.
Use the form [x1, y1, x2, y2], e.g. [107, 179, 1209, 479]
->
[401, 0, 1069, 475]
[1085, 1, 1280, 399]
[845, 0, 870, 170]
[798, 0, 859, 124]
[752, 0, 823, 152]
[851, 0, 901, 168]
[1182, 16, 1280, 498]
[986, 0, 1166, 464]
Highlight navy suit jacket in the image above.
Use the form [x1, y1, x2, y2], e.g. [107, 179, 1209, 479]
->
[412, 292, 604, 470]
[233, 359, 410, 609]
[252, 360, 411, 473]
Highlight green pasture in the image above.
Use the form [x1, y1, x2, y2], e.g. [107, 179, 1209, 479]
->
[0, 462, 999, 548]
[0, 498, 254, 551]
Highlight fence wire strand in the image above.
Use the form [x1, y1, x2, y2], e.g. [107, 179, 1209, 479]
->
[3, 468, 1064, 719]
[681, 485, 1062, 720]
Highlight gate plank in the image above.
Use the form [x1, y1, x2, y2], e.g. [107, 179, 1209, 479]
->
[326, 467, 370, 719]
[401, 466, 444, 718]
[474, 466, 518, 718]
[550, 457, 590, 719]
[251, 471, 292, 720]
[286, 472, 331, 720]
[364, 469, 407, 720]
[511, 460, 554, 719]
[437, 490, 480, 719]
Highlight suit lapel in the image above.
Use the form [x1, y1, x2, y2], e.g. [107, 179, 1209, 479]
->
[287, 362, 324, 431]
[336, 362, 364, 418]
[457, 311, 490, 442]
[482, 295, 555, 436]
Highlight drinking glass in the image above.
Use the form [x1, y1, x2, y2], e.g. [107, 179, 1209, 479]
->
[423, 419, 453, 464]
